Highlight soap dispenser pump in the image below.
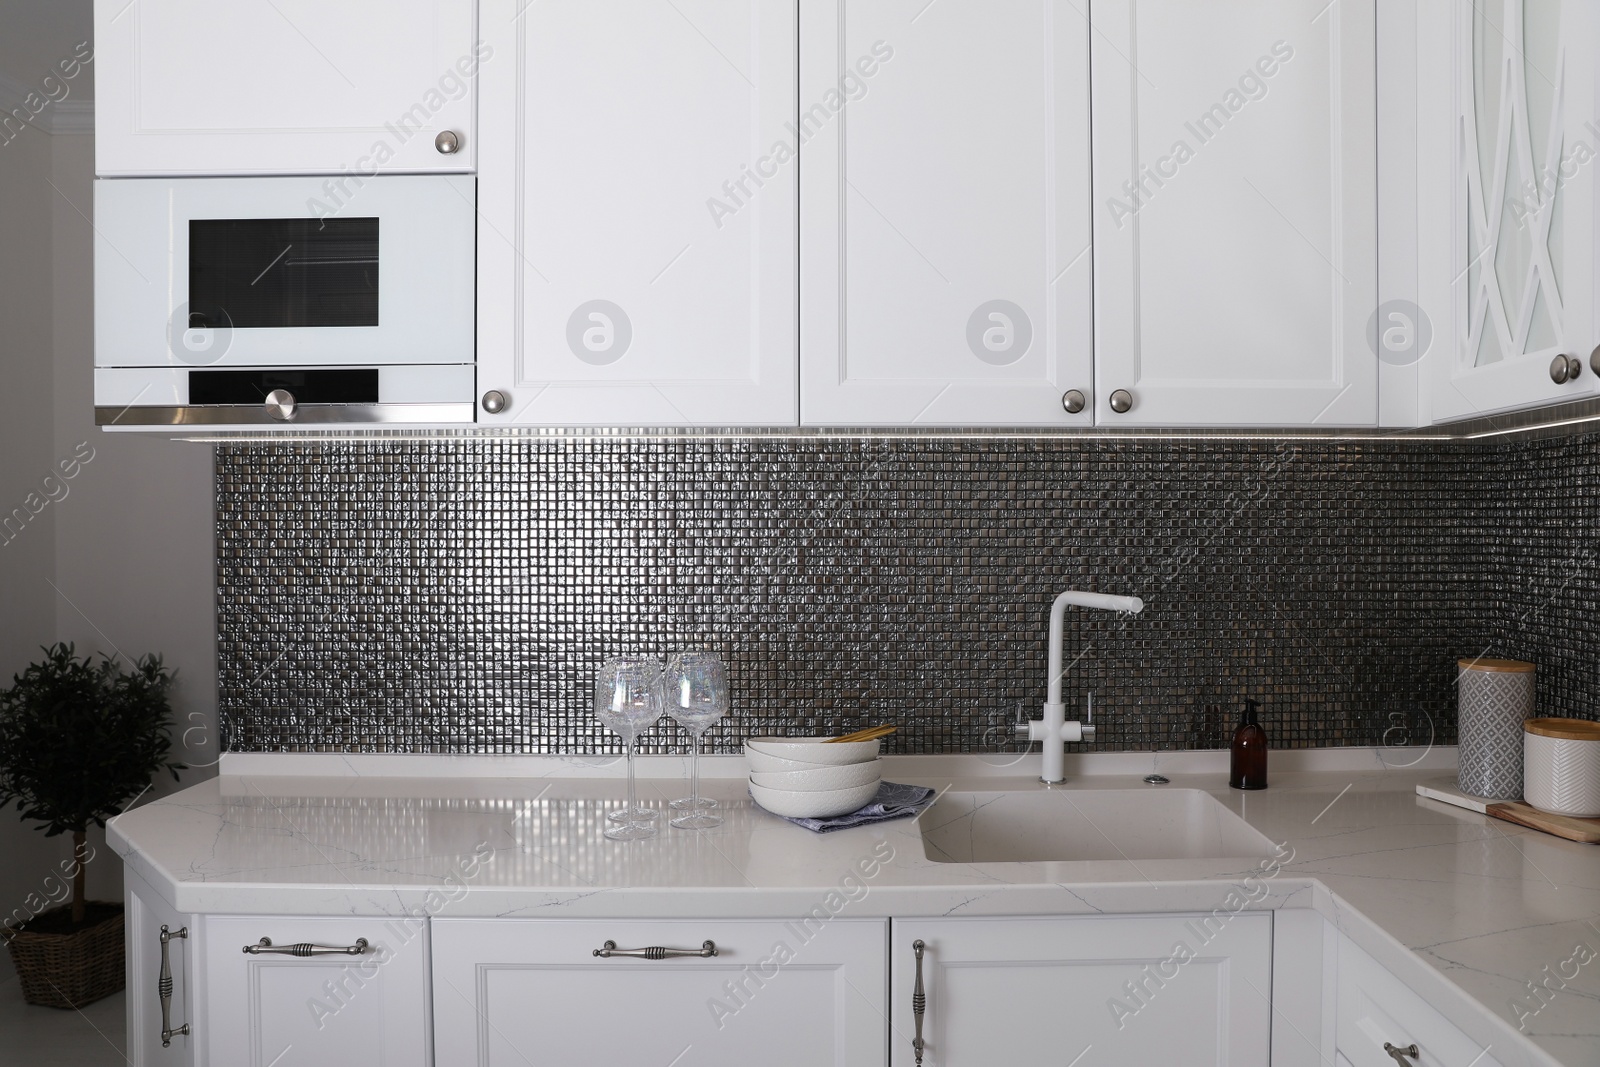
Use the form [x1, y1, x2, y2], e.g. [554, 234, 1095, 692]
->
[1229, 699, 1268, 791]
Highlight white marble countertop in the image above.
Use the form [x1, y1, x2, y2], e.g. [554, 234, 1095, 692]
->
[108, 749, 1600, 1067]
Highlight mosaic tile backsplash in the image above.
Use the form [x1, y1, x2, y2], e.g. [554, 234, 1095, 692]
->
[216, 434, 1577, 756]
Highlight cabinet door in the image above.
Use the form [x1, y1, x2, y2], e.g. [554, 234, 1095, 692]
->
[1091, 0, 1378, 427]
[203, 915, 431, 1067]
[124, 869, 196, 1067]
[1335, 936, 1506, 1067]
[476, 0, 799, 427]
[431, 918, 887, 1066]
[892, 914, 1273, 1067]
[1427, 0, 1600, 422]
[94, 0, 478, 177]
[799, 1, 1095, 427]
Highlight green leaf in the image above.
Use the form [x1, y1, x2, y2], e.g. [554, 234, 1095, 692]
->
[0, 644, 184, 852]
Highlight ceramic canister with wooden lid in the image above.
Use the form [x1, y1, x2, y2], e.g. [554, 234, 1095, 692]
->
[1456, 658, 1535, 799]
[1523, 718, 1600, 817]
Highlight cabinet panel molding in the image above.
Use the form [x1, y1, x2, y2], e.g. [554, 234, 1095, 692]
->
[1091, 0, 1379, 427]
[799, 0, 1095, 426]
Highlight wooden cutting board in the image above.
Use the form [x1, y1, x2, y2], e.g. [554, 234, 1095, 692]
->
[1485, 801, 1600, 843]
[1416, 777, 1600, 843]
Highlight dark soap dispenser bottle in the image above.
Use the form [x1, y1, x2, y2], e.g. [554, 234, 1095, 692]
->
[1229, 699, 1268, 790]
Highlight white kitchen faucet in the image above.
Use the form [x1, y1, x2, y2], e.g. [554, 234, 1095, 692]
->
[1025, 589, 1145, 784]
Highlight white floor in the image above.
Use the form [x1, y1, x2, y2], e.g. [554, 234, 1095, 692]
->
[0, 972, 127, 1066]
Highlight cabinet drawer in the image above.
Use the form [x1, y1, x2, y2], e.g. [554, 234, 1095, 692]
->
[432, 917, 887, 1067]
[1336, 936, 1504, 1067]
[203, 915, 431, 1067]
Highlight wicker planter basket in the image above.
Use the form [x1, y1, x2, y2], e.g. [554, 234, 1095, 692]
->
[3, 902, 125, 1009]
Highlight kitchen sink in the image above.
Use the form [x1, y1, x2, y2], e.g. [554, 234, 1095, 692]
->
[919, 788, 1279, 863]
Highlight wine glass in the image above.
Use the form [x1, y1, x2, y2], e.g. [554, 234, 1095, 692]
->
[663, 652, 729, 830]
[594, 657, 665, 840]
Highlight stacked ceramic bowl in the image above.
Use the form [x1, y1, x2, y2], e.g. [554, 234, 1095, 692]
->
[745, 737, 882, 818]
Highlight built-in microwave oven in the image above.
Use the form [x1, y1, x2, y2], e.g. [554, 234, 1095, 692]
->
[93, 175, 476, 428]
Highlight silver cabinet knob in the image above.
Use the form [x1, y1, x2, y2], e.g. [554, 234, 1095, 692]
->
[1551, 354, 1581, 384]
[481, 390, 508, 415]
[1591, 344, 1600, 377]
[1109, 389, 1134, 414]
[1061, 389, 1086, 415]
[1383, 1043, 1420, 1064]
[435, 130, 462, 155]
[264, 389, 297, 422]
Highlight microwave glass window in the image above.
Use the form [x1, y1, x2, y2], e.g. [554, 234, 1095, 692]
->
[188, 218, 379, 329]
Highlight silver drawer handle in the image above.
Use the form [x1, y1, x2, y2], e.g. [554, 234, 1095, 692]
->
[159, 925, 190, 1048]
[912, 939, 927, 1066]
[592, 940, 717, 959]
[243, 936, 369, 957]
[1384, 1042, 1420, 1064]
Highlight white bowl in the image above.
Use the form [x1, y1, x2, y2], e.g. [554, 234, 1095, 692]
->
[749, 779, 881, 820]
[750, 762, 881, 792]
[743, 736, 881, 766]
[745, 749, 854, 774]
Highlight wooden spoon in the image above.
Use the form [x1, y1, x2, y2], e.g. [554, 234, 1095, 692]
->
[826, 725, 896, 744]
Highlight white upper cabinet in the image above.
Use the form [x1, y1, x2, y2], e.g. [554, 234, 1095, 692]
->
[475, 0, 799, 427]
[1423, 0, 1600, 423]
[94, 0, 479, 177]
[799, 1, 1095, 427]
[1090, 0, 1379, 427]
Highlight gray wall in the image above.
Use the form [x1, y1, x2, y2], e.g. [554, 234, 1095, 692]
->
[0, 123, 216, 919]
[0, 108, 70, 923]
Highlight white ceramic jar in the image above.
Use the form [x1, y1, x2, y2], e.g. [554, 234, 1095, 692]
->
[1523, 718, 1600, 817]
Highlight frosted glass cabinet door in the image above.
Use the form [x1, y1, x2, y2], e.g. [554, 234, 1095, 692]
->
[94, 0, 478, 176]
[1430, 0, 1600, 422]
[1091, 0, 1379, 427]
[799, 0, 1095, 427]
[431, 918, 888, 1067]
[475, 0, 799, 427]
[891, 914, 1273, 1067]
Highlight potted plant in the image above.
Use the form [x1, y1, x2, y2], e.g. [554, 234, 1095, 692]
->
[0, 643, 183, 1008]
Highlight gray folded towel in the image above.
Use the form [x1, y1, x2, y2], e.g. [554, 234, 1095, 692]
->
[774, 781, 937, 833]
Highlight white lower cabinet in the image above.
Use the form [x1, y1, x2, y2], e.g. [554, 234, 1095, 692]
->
[124, 870, 197, 1067]
[1335, 935, 1505, 1067]
[430, 918, 888, 1066]
[203, 915, 432, 1067]
[891, 914, 1274, 1066]
[123, 900, 1527, 1067]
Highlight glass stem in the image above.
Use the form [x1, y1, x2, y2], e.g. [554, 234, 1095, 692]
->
[625, 738, 637, 817]
[690, 734, 701, 806]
